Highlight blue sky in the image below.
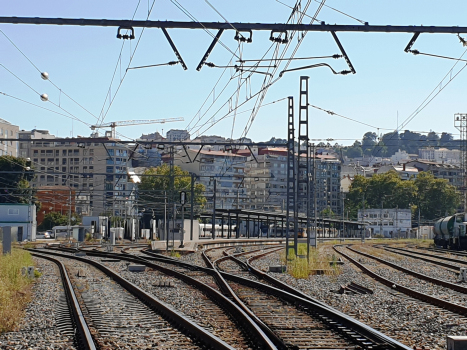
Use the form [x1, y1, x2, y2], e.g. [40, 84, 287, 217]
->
[1, 1, 467, 145]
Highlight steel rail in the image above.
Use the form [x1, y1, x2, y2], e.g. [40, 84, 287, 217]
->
[30, 251, 97, 350]
[335, 245, 467, 316]
[226, 248, 411, 350]
[200, 249, 287, 350]
[51, 247, 279, 350]
[412, 248, 467, 264]
[378, 245, 462, 270]
[346, 245, 467, 294]
[32, 248, 236, 350]
[143, 246, 410, 350]
[1, 17, 467, 34]
[423, 247, 467, 257]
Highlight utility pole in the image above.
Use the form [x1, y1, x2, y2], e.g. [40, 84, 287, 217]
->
[68, 185, 72, 243]
[362, 194, 365, 243]
[179, 191, 186, 248]
[313, 143, 317, 248]
[341, 188, 345, 242]
[165, 191, 168, 251]
[212, 178, 217, 240]
[380, 200, 383, 237]
[190, 174, 195, 241]
[454, 113, 467, 212]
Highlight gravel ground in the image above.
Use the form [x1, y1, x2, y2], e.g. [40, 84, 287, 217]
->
[55, 254, 201, 349]
[86, 256, 253, 349]
[343, 246, 467, 307]
[0, 257, 78, 350]
[399, 246, 467, 265]
[356, 245, 461, 283]
[250, 246, 467, 350]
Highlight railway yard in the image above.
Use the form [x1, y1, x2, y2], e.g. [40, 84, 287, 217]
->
[1, 240, 467, 350]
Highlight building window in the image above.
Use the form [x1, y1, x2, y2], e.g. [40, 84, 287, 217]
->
[8, 209, 19, 215]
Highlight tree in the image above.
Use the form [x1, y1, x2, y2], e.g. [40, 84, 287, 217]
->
[138, 164, 207, 219]
[345, 170, 459, 221]
[414, 172, 459, 220]
[0, 156, 37, 205]
[345, 140, 363, 158]
[38, 211, 81, 230]
[362, 132, 377, 156]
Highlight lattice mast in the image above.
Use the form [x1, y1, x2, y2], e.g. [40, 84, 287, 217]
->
[286, 97, 297, 259]
[455, 113, 467, 212]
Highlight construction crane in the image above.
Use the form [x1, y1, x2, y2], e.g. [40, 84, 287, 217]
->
[90, 118, 184, 138]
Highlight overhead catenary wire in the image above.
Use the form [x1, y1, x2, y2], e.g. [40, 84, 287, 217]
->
[96, 0, 143, 125]
[309, 104, 393, 131]
[96, 0, 157, 127]
[398, 48, 467, 131]
[170, 0, 240, 59]
[0, 29, 100, 122]
[0, 64, 93, 127]
[0, 21, 156, 167]
[240, 0, 325, 139]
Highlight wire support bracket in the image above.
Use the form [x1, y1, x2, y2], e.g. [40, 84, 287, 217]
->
[196, 29, 224, 71]
[330, 31, 356, 74]
[404, 32, 421, 53]
[161, 28, 188, 70]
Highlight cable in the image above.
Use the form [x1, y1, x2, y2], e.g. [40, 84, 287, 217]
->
[204, 0, 246, 41]
[96, 0, 155, 127]
[398, 48, 467, 130]
[0, 91, 90, 125]
[170, 0, 239, 58]
[309, 104, 393, 130]
[0, 64, 93, 127]
[0, 29, 100, 123]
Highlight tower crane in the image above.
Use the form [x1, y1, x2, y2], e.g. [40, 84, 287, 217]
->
[90, 117, 184, 138]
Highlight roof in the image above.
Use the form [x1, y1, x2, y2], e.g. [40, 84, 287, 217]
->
[38, 185, 73, 190]
[199, 149, 245, 157]
[0, 118, 12, 125]
[393, 166, 419, 172]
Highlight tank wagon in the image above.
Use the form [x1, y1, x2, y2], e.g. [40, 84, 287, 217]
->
[433, 213, 467, 250]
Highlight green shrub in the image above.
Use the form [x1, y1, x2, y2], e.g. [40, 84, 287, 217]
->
[0, 248, 35, 332]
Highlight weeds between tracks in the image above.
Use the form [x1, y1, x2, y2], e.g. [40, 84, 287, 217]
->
[0, 246, 35, 333]
[281, 243, 342, 278]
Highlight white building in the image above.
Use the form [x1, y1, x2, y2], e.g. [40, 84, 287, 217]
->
[358, 208, 411, 238]
[166, 129, 190, 142]
[0, 118, 20, 157]
[419, 147, 460, 165]
[0, 204, 36, 241]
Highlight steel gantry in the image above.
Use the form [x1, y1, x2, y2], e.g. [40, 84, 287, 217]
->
[2, 17, 467, 72]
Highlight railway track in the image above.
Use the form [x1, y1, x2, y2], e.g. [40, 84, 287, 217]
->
[41, 247, 276, 349]
[390, 246, 467, 266]
[31, 249, 237, 350]
[47, 244, 410, 349]
[143, 245, 410, 350]
[0, 252, 96, 350]
[335, 245, 467, 316]
[377, 245, 465, 271]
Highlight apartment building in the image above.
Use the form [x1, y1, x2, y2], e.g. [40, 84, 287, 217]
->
[242, 148, 343, 215]
[419, 147, 460, 164]
[0, 118, 19, 157]
[405, 160, 462, 189]
[313, 155, 343, 216]
[358, 208, 412, 238]
[243, 148, 287, 211]
[174, 148, 246, 210]
[19, 131, 134, 217]
[166, 129, 190, 142]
